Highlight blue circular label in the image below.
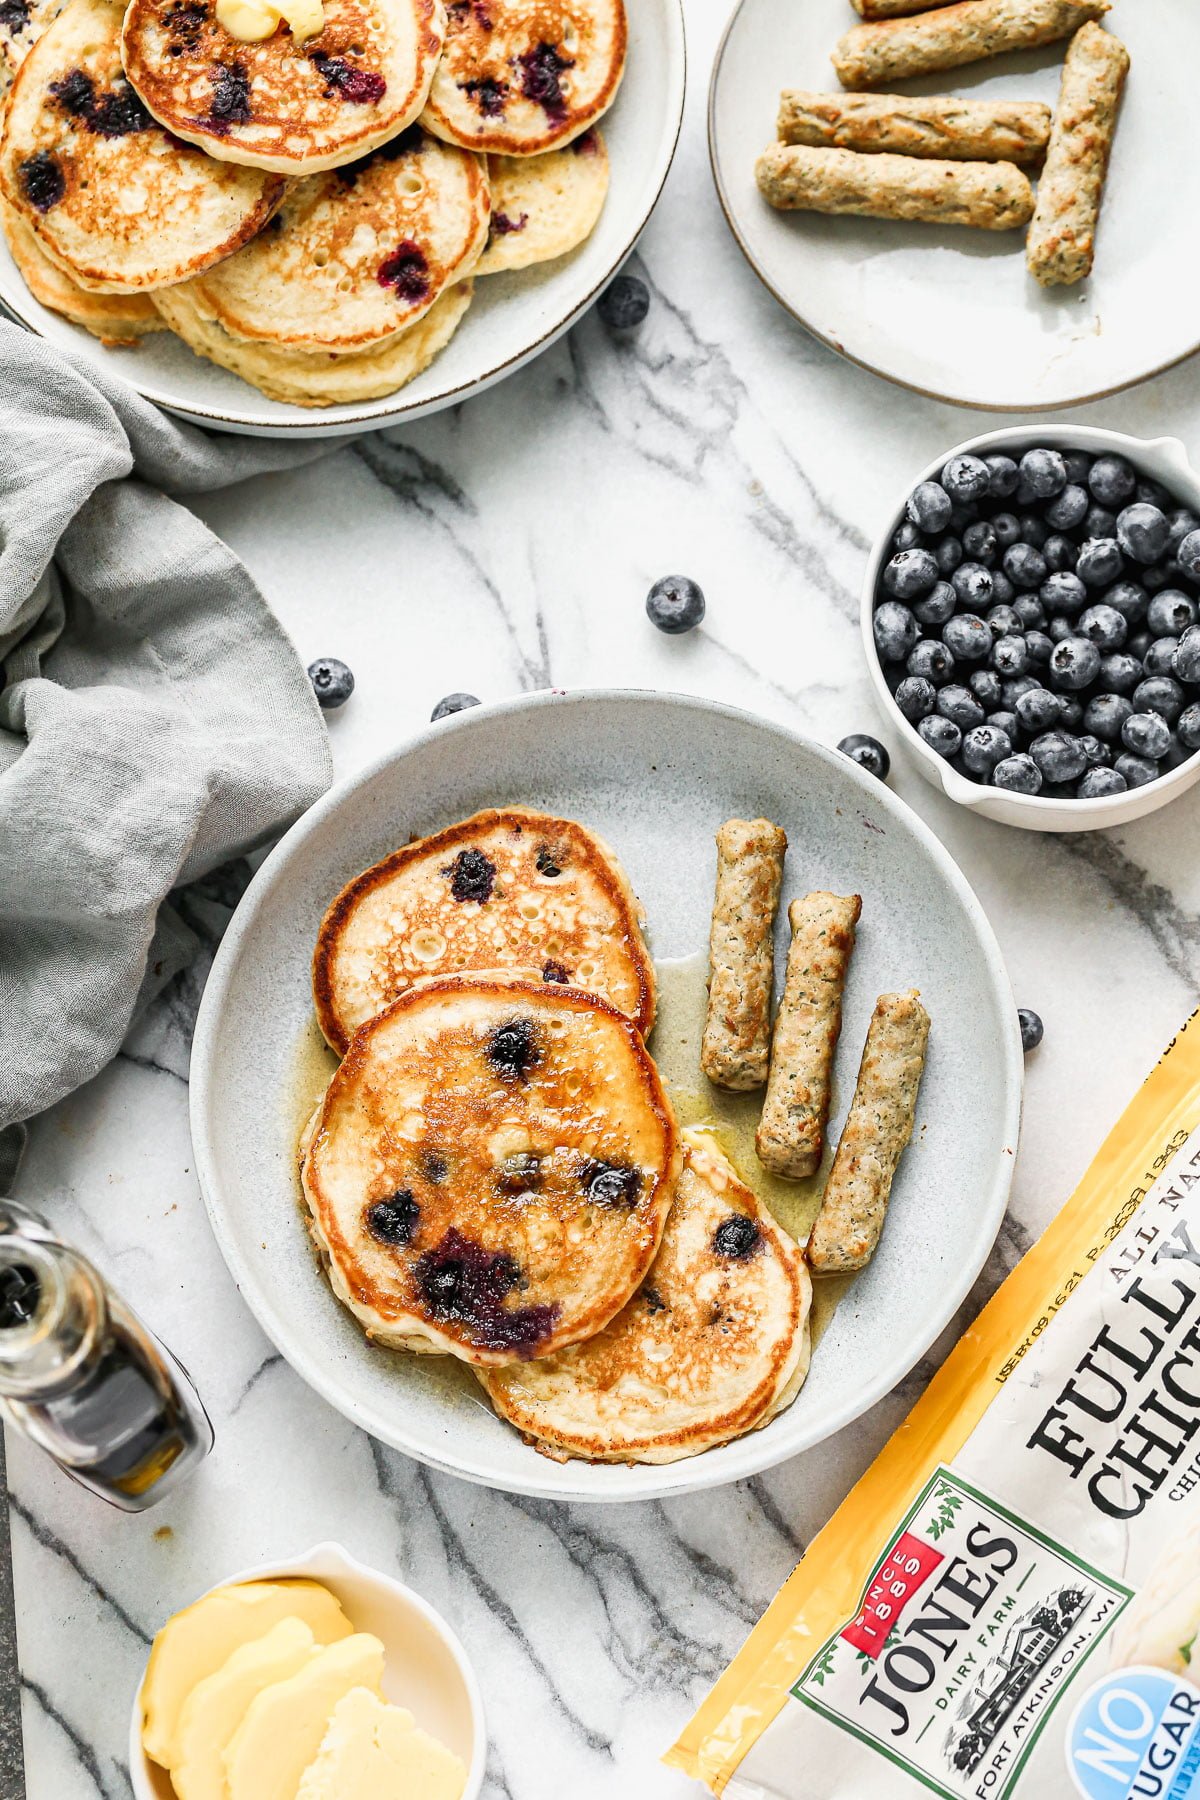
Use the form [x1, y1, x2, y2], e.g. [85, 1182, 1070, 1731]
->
[1067, 1667, 1200, 1800]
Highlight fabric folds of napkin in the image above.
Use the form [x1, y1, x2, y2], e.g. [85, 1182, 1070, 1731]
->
[0, 323, 335, 1138]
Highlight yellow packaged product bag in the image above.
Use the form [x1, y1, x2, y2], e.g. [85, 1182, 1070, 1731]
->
[668, 1014, 1200, 1800]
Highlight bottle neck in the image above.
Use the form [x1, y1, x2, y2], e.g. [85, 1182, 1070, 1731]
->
[0, 1209, 106, 1400]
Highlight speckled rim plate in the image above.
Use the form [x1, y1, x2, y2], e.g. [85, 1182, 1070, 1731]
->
[0, 0, 684, 438]
[708, 0, 1198, 411]
[190, 688, 1022, 1501]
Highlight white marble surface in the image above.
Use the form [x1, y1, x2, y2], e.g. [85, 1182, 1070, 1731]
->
[10, 0, 1200, 1793]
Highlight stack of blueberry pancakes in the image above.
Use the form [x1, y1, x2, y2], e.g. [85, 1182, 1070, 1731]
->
[0, 0, 625, 402]
[300, 807, 813, 1467]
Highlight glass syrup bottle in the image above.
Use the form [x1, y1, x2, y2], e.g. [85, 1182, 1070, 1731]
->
[0, 1201, 213, 1510]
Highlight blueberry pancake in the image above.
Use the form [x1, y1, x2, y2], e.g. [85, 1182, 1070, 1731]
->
[480, 1132, 812, 1463]
[420, 0, 625, 156]
[299, 975, 681, 1365]
[0, 187, 163, 337]
[121, 0, 445, 174]
[0, 0, 282, 289]
[475, 123, 605, 275]
[152, 273, 472, 402]
[170, 128, 487, 352]
[0, 0, 66, 94]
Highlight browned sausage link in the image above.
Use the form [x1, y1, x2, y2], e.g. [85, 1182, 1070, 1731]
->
[832, 0, 1109, 92]
[701, 818, 788, 1091]
[777, 91, 1052, 165]
[756, 143, 1034, 230]
[755, 892, 861, 1179]
[1026, 23, 1129, 287]
[807, 990, 931, 1275]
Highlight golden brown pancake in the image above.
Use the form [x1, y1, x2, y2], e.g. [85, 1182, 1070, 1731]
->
[1, 186, 163, 337]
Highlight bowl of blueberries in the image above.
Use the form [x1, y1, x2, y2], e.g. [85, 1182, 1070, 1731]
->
[862, 426, 1200, 830]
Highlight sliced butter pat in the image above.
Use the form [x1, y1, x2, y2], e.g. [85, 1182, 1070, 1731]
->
[141, 1579, 352, 1768]
[170, 1617, 317, 1800]
[216, 0, 324, 42]
[223, 1633, 386, 1800]
[296, 1686, 467, 1800]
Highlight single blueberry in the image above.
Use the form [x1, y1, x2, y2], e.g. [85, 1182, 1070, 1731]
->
[908, 638, 954, 684]
[1058, 698, 1085, 733]
[983, 454, 1019, 499]
[1025, 630, 1054, 668]
[1047, 617, 1075, 645]
[1127, 630, 1153, 663]
[1102, 580, 1148, 624]
[308, 657, 355, 708]
[597, 273, 649, 330]
[990, 571, 1016, 607]
[431, 691, 480, 721]
[1042, 534, 1077, 574]
[1015, 686, 1061, 734]
[1078, 734, 1111, 768]
[1132, 675, 1186, 722]
[1142, 637, 1179, 677]
[943, 613, 992, 662]
[446, 846, 496, 903]
[486, 1017, 541, 1081]
[1001, 674, 1039, 708]
[991, 512, 1021, 550]
[1049, 637, 1101, 691]
[917, 714, 962, 758]
[1083, 693, 1133, 741]
[1076, 604, 1127, 652]
[969, 669, 1004, 709]
[936, 685, 985, 731]
[1013, 595, 1047, 630]
[991, 634, 1028, 678]
[963, 520, 999, 566]
[365, 1190, 421, 1246]
[1063, 451, 1093, 484]
[895, 676, 937, 722]
[1176, 529, 1200, 581]
[989, 709, 1019, 743]
[1178, 703, 1200, 750]
[1003, 543, 1048, 590]
[884, 548, 940, 600]
[1147, 589, 1197, 637]
[1018, 1008, 1044, 1052]
[1088, 454, 1136, 507]
[1117, 503, 1170, 565]
[1122, 712, 1171, 760]
[1045, 483, 1089, 530]
[1076, 539, 1124, 587]
[1018, 447, 1067, 500]
[941, 454, 991, 504]
[1084, 504, 1118, 540]
[1030, 731, 1087, 784]
[1079, 765, 1128, 798]
[962, 724, 1012, 777]
[1174, 627, 1200, 686]
[893, 520, 923, 552]
[873, 600, 920, 663]
[913, 581, 957, 627]
[1167, 509, 1200, 552]
[712, 1214, 761, 1259]
[838, 734, 890, 779]
[647, 575, 705, 633]
[1136, 477, 1172, 509]
[582, 1158, 643, 1208]
[950, 563, 994, 609]
[1114, 751, 1160, 790]
[935, 536, 965, 575]
[986, 604, 1022, 639]
[906, 481, 952, 534]
[1098, 652, 1142, 695]
[1041, 571, 1087, 616]
[992, 754, 1042, 795]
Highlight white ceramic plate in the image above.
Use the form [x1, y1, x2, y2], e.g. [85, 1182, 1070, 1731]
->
[0, 0, 684, 438]
[709, 0, 1195, 410]
[190, 689, 1022, 1501]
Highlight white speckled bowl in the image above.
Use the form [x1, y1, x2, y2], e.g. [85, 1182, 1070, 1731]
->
[128, 1540, 485, 1800]
[862, 426, 1200, 832]
[190, 689, 1022, 1500]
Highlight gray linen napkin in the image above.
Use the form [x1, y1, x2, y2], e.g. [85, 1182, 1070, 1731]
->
[0, 322, 336, 1137]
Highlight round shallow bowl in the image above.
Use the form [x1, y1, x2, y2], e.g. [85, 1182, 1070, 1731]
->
[128, 1539, 486, 1800]
[862, 425, 1200, 833]
[0, 0, 684, 438]
[709, 0, 1197, 410]
[190, 688, 1022, 1500]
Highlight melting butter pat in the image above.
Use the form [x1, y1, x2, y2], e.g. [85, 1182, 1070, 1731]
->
[297, 1685, 467, 1800]
[170, 1617, 317, 1800]
[223, 1633, 386, 1800]
[216, 0, 324, 44]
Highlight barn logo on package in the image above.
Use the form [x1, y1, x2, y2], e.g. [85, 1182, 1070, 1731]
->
[793, 1468, 1132, 1800]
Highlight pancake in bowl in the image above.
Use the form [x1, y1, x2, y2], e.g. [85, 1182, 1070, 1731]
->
[312, 805, 656, 1055]
[121, 0, 444, 175]
[168, 128, 488, 352]
[0, 0, 282, 290]
[299, 974, 680, 1365]
[475, 124, 606, 275]
[420, 0, 626, 156]
[479, 1131, 812, 1463]
[0, 187, 163, 337]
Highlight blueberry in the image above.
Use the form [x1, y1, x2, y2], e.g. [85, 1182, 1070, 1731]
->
[1016, 686, 1061, 734]
[936, 685, 985, 731]
[1143, 639, 1181, 679]
[992, 754, 1042, 795]
[1178, 703, 1200, 749]
[1088, 454, 1136, 507]
[1122, 712, 1171, 760]
[1018, 1008, 1044, 1052]
[1004, 543, 1048, 590]
[1077, 539, 1124, 587]
[986, 604, 1022, 639]
[1018, 513, 1050, 551]
[963, 520, 998, 565]
[1045, 483, 1089, 530]
[838, 733, 890, 779]
[908, 638, 954, 684]
[892, 520, 924, 552]
[486, 1017, 541, 1081]
[647, 575, 705, 633]
[598, 273, 649, 329]
[1176, 529, 1200, 581]
[950, 564, 994, 609]
[1025, 630, 1054, 668]
[1175, 627, 1200, 686]
[1043, 534, 1077, 574]
[989, 709, 1019, 742]
[712, 1214, 761, 1259]
[1132, 675, 1185, 723]
[1117, 503, 1170, 565]
[918, 714, 962, 758]
[1058, 698, 1085, 733]
[991, 512, 1021, 550]
[1048, 617, 1075, 645]
[1018, 447, 1067, 500]
[1030, 731, 1087, 784]
[1079, 765, 1128, 798]
[1102, 580, 1148, 623]
[884, 549, 940, 600]
[1078, 734, 1111, 768]
[904, 480, 952, 534]
[1114, 752, 1160, 790]
[431, 691, 481, 721]
[942, 614, 991, 664]
[1049, 637, 1101, 691]
[1084, 504, 1118, 540]
[1041, 571, 1087, 616]
[1167, 509, 1200, 552]
[1137, 477, 1172, 509]
[308, 657, 355, 708]
[895, 675, 936, 722]
[1013, 594, 1048, 630]
[936, 537, 964, 575]
[962, 724, 1012, 777]
[969, 670, 1004, 711]
[1127, 630, 1152, 663]
[1063, 451, 1093, 484]
[989, 571, 1016, 607]
[365, 1191, 420, 1246]
[1076, 604, 1127, 652]
[1098, 653, 1142, 694]
[1147, 589, 1197, 637]
[942, 454, 991, 504]
[913, 581, 957, 627]
[873, 600, 920, 663]
[991, 634, 1028, 678]
[984, 454, 1019, 499]
[1000, 674, 1039, 708]
[1083, 693, 1133, 741]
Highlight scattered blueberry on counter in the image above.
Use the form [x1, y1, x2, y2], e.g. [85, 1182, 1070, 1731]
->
[646, 575, 705, 634]
[1019, 1008, 1044, 1053]
[307, 657, 354, 708]
[837, 733, 890, 780]
[873, 446, 1200, 799]
[598, 274, 650, 331]
[431, 692, 481, 721]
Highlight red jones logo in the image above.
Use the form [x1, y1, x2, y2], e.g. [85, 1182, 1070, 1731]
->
[841, 1533, 945, 1660]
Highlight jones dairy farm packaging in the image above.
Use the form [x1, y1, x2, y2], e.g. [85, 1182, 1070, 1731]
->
[667, 1016, 1200, 1800]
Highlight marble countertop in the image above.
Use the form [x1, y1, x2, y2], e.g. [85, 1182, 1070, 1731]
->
[10, 0, 1200, 1794]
